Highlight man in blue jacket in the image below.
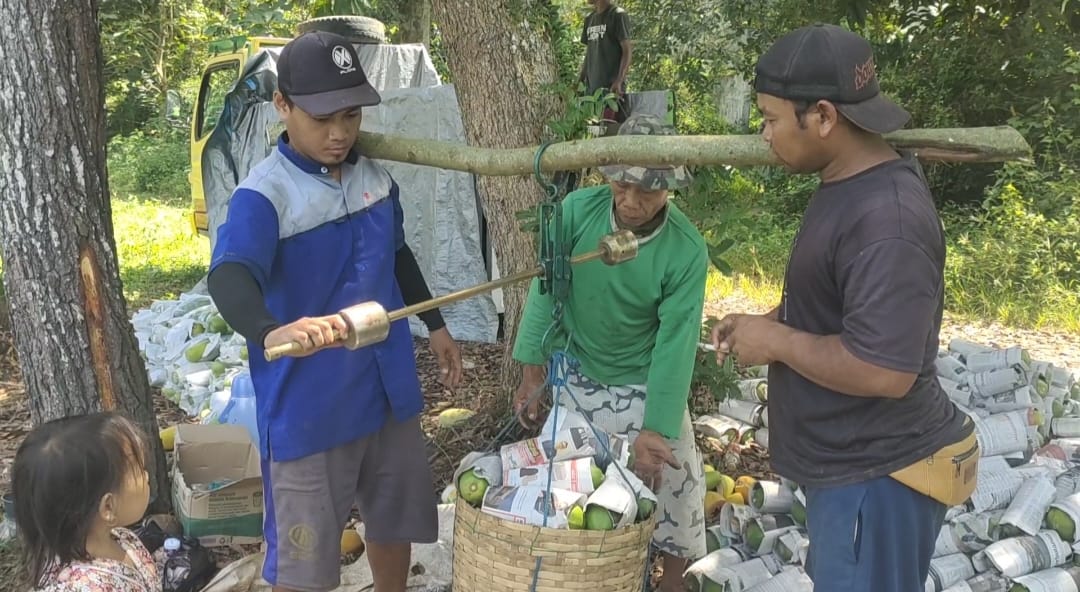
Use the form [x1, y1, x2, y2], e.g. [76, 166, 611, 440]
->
[207, 31, 462, 592]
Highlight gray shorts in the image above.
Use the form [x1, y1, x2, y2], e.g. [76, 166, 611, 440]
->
[560, 365, 708, 561]
[260, 415, 439, 592]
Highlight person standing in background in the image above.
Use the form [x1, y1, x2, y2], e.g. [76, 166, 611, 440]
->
[579, 0, 633, 124]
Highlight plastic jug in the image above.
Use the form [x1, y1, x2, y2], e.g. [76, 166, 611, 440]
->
[204, 389, 231, 424]
[218, 371, 260, 449]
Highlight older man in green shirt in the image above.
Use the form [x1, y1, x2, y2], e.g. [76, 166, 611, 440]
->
[512, 114, 708, 591]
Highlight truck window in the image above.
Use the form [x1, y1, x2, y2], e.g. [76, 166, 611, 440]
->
[195, 61, 240, 139]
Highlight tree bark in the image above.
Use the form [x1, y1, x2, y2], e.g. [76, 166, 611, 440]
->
[398, 0, 432, 46]
[431, 0, 562, 410]
[0, 0, 170, 512]
[354, 125, 1033, 174]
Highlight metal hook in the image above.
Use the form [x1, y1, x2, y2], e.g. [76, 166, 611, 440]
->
[533, 140, 559, 201]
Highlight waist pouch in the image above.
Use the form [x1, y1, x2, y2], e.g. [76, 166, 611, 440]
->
[890, 419, 980, 507]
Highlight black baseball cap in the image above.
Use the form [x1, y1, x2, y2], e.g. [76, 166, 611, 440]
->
[753, 23, 910, 134]
[277, 31, 380, 117]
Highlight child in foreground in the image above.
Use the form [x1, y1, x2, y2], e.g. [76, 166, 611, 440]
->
[13, 412, 160, 591]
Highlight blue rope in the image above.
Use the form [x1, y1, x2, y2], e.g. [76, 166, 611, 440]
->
[528, 351, 569, 591]
[540, 352, 569, 529]
[549, 352, 645, 500]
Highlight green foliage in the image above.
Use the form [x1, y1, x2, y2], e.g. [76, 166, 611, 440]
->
[99, 0, 411, 136]
[870, 2, 1080, 205]
[693, 317, 743, 402]
[427, 24, 452, 82]
[92, 0, 1080, 334]
[100, 0, 315, 136]
[676, 164, 798, 280]
[942, 164, 1080, 331]
[107, 122, 191, 201]
[647, 0, 1080, 332]
[547, 1, 582, 87]
[711, 0, 1080, 208]
[544, 85, 621, 141]
[617, 0, 742, 95]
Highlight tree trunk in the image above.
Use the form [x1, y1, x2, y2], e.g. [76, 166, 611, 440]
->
[0, 0, 170, 512]
[431, 0, 562, 410]
[398, 0, 432, 46]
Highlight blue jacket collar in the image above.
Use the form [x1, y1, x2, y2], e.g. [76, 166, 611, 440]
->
[277, 132, 359, 175]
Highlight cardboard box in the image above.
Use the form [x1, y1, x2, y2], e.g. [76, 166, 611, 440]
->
[171, 424, 263, 547]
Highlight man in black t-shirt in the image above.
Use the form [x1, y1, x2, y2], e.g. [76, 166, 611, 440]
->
[579, 0, 632, 123]
[710, 24, 978, 592]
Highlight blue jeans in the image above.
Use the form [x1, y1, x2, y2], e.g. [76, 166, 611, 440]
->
[805, 475, 947, 592]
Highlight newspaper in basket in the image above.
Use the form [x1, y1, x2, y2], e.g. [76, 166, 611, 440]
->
[479, 485, 586, 529]
[504, 457, 603, 494]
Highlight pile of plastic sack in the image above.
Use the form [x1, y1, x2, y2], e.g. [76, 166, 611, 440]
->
[130, 290, 250, 422]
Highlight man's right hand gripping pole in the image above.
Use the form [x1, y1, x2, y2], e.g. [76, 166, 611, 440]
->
[262, 314, 350, 358]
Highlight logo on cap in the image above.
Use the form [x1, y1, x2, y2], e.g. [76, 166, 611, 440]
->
[854, 56, 875, 91]
[332, 45, 356, 75]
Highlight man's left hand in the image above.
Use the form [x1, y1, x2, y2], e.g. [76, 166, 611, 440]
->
[710, 313, 786, 367]
[429, 327, 463, 389]
[632, 430, 679, 491]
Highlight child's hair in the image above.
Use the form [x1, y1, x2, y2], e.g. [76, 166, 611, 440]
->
[12, 412, 149, 587]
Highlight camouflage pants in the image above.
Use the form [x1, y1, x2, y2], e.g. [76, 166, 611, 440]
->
[556, 365, 707, 561]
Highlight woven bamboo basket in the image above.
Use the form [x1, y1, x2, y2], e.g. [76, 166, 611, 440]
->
[452, 496, 657, 592]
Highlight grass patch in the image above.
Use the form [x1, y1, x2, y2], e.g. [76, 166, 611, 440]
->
[937, 177, 1080, 334]
[705, 256, 1080, 334]
[107, 123, 206, 311]
[943, 233, 1080, 333]
[112, 193, 208, 311]
[705, 270, 782, 311]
